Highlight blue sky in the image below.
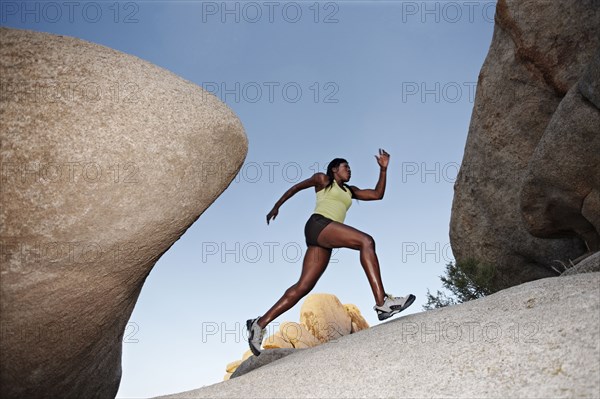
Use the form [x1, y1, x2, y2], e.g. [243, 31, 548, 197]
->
[2, 1, 496, 397]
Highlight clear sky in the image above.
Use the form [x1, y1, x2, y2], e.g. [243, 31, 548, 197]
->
[1, 1, 496, 397]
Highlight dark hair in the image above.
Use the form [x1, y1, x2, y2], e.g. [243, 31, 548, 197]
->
[325, 158, 355, 199]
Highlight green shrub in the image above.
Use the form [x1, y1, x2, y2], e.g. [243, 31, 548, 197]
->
[423, 259, 500, 310]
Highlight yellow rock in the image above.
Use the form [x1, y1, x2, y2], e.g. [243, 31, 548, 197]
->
[226, 359, 242, 373]
[279, 321, 320, 348]
[263, 330, 294, 349]
[344, 303, 370, 332]
[300, 293, 352, 343]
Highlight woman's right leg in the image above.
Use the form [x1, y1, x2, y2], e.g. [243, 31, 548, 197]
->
[257, 245, 332, 328]
[316, 222, 387, 307]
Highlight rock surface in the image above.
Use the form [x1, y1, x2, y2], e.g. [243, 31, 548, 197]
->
[158, 273, 600, 398]
[0, 28, 247, 398]
[223, 351, 254, 381]
[450, 0, 600, 288]
[562, 251, 600, 276]
[230, 348, 302, 379]
[520, 49, 600, 250]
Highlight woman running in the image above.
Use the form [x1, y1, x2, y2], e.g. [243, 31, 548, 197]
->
[246, 149, 415, 356]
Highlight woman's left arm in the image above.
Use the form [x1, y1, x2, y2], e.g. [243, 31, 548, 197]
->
[349, 149, 389, 201]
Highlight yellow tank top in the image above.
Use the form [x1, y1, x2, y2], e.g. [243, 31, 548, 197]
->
[314, 180, 352, 223]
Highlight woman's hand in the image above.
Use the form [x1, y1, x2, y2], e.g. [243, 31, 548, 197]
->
[266, 207, 279, 225]
[375, 148, 390, 169]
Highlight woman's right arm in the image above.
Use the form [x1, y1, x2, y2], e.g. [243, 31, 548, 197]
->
[266, 173, 327, 224]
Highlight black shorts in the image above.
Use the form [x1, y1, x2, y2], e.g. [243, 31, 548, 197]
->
[304, 213, 334, 247]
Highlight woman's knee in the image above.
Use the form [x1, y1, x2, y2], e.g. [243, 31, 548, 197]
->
[297, 280, 316, 296]
[287, 282, 312, 298]
[360, 233, 375, 250]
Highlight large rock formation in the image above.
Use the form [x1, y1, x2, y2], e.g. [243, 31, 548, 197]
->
[450, 0, 600, 288]
[158, 272, 600, 398]
[0, 28, 247, 398]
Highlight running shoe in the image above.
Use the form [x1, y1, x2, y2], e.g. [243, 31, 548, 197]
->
[246, 317, 266, 356]
[373, 293, 416, 321]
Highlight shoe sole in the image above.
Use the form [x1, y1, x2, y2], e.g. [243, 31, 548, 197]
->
[246, 319, 262, 356]
[377, 294, 416, 321]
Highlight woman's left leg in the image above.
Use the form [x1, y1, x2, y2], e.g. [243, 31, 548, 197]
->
[316, 221, 386, 306]
[256, 245, 332, 328]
